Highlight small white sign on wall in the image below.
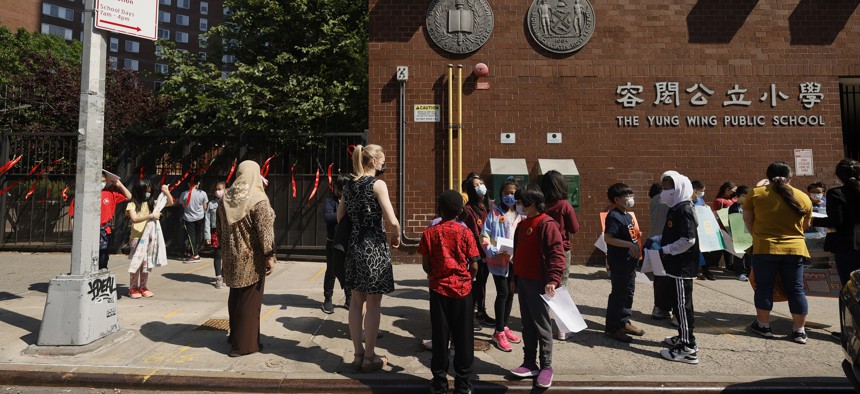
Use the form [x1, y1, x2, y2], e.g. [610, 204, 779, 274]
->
[794, 149, 814, 176]
[414, 104, 440, 122]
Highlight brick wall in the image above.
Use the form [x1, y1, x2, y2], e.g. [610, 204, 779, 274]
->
[0, 0, 40, 31]
[369, 0, 860, 264]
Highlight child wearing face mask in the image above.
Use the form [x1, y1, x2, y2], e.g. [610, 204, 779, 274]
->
[602, 183, 644, 343]
[205, 181, 226, 289]
[462, 173, 493, 329]
[480, 180, 524, 352]
[126, 179, 174, 299]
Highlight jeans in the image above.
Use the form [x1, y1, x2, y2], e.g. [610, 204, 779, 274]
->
[751, 254, 808, 315]
[605, 257, 636, 332]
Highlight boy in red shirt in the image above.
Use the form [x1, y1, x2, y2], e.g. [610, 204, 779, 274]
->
[419, 190, 480, 394]
[99, 174, 131, 270]
[509, 184, 566, 389]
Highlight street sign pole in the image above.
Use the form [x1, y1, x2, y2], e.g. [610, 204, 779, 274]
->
[37, 0, 120, 346]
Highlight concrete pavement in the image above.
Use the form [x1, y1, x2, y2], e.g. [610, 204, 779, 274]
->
[0, 251, 853, 392]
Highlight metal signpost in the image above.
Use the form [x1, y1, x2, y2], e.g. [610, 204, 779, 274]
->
[37, 0, 157, 347]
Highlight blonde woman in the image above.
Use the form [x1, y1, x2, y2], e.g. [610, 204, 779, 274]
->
[337, 144, 401, 372]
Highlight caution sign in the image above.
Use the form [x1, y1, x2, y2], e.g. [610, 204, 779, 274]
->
[414, 104, 441, 123]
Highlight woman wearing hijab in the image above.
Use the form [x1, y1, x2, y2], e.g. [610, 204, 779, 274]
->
[651, 171, 701, 364]
[216, 160, 276, 357]
[744, 161, 813, 344]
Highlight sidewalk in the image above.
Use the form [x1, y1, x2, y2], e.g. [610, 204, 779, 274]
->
[0, 252, 851, 392]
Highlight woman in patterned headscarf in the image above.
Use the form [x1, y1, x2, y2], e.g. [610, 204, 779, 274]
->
[216, 160, 276, 357]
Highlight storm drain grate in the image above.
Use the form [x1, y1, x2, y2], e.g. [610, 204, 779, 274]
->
[196, 318, 230, 331]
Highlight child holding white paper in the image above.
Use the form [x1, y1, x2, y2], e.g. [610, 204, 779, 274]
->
[508, 184, 565, 389]
[480, 180, 524, 352]
[602, 183, 644, 343]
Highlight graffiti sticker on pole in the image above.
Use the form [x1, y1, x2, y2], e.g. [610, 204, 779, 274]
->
[95, 0, 159, 40]
[414, 104, 441, 123]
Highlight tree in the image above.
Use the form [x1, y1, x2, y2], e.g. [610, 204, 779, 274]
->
[157, 0, 369, 151]
[0, 26, 169, 165]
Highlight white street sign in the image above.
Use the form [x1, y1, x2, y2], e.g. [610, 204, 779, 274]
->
[95, 0, 159, 40]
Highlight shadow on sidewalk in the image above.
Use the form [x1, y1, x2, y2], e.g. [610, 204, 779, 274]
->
[162, 272, 213, 285]
[0, 307, 40, 345]
[139, 321, 301, 360]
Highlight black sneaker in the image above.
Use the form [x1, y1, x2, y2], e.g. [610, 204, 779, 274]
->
[476, 311, 496, 327]
[792, 331, 808, 344]
[663, 335, 698, 352]
[749, 321, 774, 338]
[660, 344, 699, 364]
[322, 298, 334, 314]
[473, 315, 482, 332]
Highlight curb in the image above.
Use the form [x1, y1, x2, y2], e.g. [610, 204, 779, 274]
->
[0, 370, 854, 393]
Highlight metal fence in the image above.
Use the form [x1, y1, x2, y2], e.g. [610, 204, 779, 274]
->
[0, 130, 367, 260]
[840, 83, 860, 161]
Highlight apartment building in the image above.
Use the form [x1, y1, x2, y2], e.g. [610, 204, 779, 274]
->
[25, 0, 225, 88]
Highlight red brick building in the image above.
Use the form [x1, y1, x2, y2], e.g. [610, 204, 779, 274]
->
[371, 0, 858, 264]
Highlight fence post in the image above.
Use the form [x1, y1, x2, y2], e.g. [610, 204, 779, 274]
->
[0, 130, 8, 245]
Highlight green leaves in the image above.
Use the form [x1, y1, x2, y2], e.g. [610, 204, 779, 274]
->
[157, 0, 368, 151]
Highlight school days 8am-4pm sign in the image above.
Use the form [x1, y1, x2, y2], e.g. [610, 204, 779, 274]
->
[95, 0, 159, 40]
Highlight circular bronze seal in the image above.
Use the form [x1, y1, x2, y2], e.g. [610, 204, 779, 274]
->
[426, 0, 494, 54]
[527, 0, 595, 54]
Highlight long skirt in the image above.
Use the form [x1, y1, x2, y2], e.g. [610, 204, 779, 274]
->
[227, 277, 265, 355]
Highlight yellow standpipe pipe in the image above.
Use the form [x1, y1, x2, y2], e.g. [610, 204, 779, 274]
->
[457, 64, 463, 193]
[447, 64, 453, 190]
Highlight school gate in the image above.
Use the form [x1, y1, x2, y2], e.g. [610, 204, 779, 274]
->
[0, 131, 365, 260]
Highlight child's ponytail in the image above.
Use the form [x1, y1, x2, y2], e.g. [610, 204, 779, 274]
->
[766, 161, 806, 217]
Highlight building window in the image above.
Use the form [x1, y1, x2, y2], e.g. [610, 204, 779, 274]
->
[222, 54, 235, 64]
[108, 56, 118, 70]
[221, 71, 230, 79]
[200, 1, 208, 15]
[175, 31, 189, 43]
[159, 0, 171, 5]
[199, 18, 208, 31]
[123, 59, 139, 71]
[154, 81, 164, 90]
[158, 28, 170, 39]
[124, 40, 140, 53]
[109, 37, 119, 52]
[42, 3, 74, 21]
[176, 14, 189, 26]
[155, 45, 163, 56]
[177, 0, 190, 9]
[198, 35, 208, 48]
[40, 23, 73, 40]
[159, 11, 170, 23]
[198, 52, 207, 61]
[155, 63, 169, 74]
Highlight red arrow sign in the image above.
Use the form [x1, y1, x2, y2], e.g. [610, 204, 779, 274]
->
[101, 19, 141, 32]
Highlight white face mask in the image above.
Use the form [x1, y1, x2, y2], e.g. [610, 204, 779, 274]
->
[101, 182, 107, 190]
[810, 193, 823, 200]
[145, 192, 151, 199]
[215, 189, 225, 199]
[475, 184, 487, 197]
[696, 192, 705, 199]
[623, 196, 635, 208]
[660, 190, 675, 205]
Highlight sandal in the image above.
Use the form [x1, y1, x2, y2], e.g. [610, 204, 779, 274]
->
[361, 354, 388, 373]
[350, 352, 364, 372]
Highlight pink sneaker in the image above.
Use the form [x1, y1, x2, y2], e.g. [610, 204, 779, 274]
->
[492, 331, 512, 352]
[140, 287, 154, 298]
[128, 288, 142, 299]
[536, 367, 554, 388]
[504, 327, 522, 344]
[510, 362, 539, 378]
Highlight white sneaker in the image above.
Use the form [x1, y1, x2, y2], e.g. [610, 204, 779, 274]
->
[660, 345, 699, 364]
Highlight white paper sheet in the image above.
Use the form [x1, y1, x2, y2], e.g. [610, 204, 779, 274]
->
[594, 234, 607, 254]
[496, 237, 514, 255]
[812, 211, 827, 218]
[641, 249, 667, 276]
[540, 286, 587, 334]
[635, 271, 651, 283]
[102, 169, 120, 182]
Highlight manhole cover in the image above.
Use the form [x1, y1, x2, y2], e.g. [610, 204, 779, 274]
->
[197, 318, 230, 331]
[475, 339, 491, 351]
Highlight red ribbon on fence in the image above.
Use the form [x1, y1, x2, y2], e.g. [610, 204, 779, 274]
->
[23, 162, 50, 200]
[61, 186, 70, 202]
[291, 165, 297, 198]
[226, 159, 237, 184]
[169, 169, 191, 192]
[308, 168, 320, 202]
[261, 154, 277, 178]
[68, 198, 75, 217]
[347, 145, 355, 157]
[139, 166, 144, 180]
[327, 163, 333, 191]
[185, 185, 195, 206]
[24, 181, 38, 200]
[0, 155, 23, 177]
[0, 161, 42, 195]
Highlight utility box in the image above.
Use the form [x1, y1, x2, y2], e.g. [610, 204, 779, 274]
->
[489, 158, 529, 199]
[537, 159, 581, 210]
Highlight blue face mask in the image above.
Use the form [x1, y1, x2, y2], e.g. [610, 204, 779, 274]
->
[501, 194, 516, 207]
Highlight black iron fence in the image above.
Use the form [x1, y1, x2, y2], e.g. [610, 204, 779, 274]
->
[840, 83, 860, 161]
[0, 130, 366, 260]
